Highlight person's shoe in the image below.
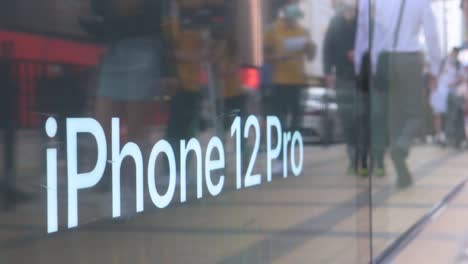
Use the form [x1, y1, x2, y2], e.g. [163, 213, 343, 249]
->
[360, 168, 369, 177]
[391, 147, 413, 189]
[376, 167, 386, 177]
[397, 174, 413, 189]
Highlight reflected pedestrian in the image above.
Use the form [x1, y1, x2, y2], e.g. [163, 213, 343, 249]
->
[264, 0, 316, 174]
[355, 0, 442, 188]
[430, 48, 462, 146]
[163, 13, 205, 178]
[445, 63, 467, 149]
[80, 0, 164, 191]
[323, 2, 359, 175]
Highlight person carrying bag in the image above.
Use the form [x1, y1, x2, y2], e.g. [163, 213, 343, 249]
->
[355, 0, 442, 188]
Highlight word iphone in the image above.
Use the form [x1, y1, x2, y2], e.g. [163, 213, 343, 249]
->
[45, 116, 303, 233]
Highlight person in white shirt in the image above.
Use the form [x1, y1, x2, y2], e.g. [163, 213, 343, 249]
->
[431, 48, 462, 145]
[354, 0, 442, 188]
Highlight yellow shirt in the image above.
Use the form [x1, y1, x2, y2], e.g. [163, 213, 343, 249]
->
[167, 19, 204, 92]
[223, 54, 246, 98]
[264, 20, 310, 85]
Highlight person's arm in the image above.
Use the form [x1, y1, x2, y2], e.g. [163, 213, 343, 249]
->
[354, 0, 370, 76]
[300, 27, 316, 61]
[323, 17, 337, 76]
[423, 0, 442, 78]
[264, 24, 307, 62]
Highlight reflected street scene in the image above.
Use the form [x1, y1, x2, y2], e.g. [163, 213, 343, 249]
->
[0, 0, 467, 263]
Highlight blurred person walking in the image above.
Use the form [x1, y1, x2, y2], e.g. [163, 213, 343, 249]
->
[445, 63, 467, 149]
[430, 48, 462, 146]
[264, 0, 316, 174]
[323, 1, 359, 175]
[355, 0, 442, 188]
[80, 0, 164, 191]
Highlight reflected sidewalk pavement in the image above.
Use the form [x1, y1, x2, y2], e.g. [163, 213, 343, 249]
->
[0, 129, 467, 264]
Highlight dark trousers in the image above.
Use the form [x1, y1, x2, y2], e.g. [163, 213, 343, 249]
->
[354, 89, 387, 170]
[375, 52, 425, 178]
[336, 79, 358, 166]
[356, 90, 370, 170]
[166, 90, 201, 165]
[446, 92, 466, 147]
[271, 85, 303, 161]
[272, 85, 303, 131]
[370, 89, 388, 168]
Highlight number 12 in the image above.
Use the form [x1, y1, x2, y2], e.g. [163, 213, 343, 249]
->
[231, 116, 261, 189]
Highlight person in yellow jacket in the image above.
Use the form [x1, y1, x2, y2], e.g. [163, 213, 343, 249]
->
[264, 0, 315, 132]
[164, 16, 206, 170]
[264, 0, 315, 174]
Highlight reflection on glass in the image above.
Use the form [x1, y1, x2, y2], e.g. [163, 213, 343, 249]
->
[356, 0, 468, 261]
[3, 0, 467, 263]
[0, 0, 371, 263]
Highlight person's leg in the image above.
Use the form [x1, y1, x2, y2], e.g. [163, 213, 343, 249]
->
[359, 90, 372, 176]
[121, 100, 152, 195]
[446, 93, 460, 147]
[371, 88, 387, 176]
[433, 113, 443, 142]
[178, 92, 201, 142]
[389, 54, 425, 187]
[165, 91, 201, 175]
[165, 92, 185, 162]
[271, 86, 287, 173]
[95, 96, 122, 191]
[182, 92, 202, 184]
[356, 90, 370, 176]
[446, 94, 466, 148]
[290, 86, 303, 132]
[273, 87, 289, 130]
[336, 79, 358, 173]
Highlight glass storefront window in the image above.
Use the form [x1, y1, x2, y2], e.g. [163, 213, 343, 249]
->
[0, 0, 467, 263]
